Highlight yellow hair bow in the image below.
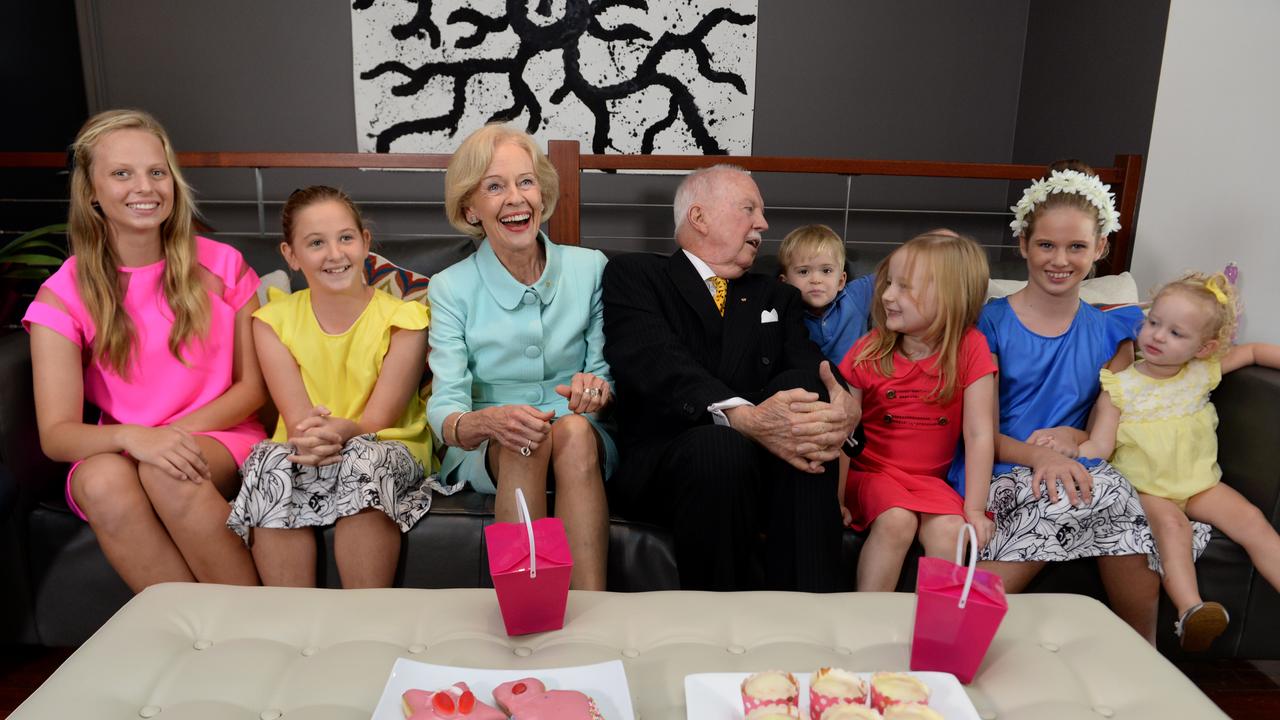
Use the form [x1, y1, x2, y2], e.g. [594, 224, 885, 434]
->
[1204, 274, 1230, 306]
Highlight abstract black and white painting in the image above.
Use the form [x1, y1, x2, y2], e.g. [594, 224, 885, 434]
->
[351, 0, 758, 155]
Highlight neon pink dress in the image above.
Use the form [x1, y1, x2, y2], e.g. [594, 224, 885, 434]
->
[22, 236, 267, 519]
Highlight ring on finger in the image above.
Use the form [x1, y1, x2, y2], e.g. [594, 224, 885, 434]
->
[584, 387, 600, 398]
[520, 444, 532, 457]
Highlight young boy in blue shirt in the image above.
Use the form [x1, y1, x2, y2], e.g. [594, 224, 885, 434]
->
[778, 224, 874, 525]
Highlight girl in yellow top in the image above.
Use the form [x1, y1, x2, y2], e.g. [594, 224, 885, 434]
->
[229, 186, 445, 588]
[1074, 271, 1280, 651]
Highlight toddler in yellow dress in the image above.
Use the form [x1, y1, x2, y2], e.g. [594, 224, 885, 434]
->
[1073, 271, 1280, 651]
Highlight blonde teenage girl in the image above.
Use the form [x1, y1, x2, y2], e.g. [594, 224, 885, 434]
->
[947, 161, 1211, 642]
[24, 109, 265, 590]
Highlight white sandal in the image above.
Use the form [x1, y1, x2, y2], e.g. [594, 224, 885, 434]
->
[1174, 601, 1229, 652]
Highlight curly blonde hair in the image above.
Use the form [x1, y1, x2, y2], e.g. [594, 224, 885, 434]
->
[1151, 270, 1239, 358]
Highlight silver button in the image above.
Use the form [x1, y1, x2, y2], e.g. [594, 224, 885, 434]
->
[301, 646, 318, 657]
[139, 706, 161, 718]
[1040, 641, 1060, 652]
[260, 710, 282, 720]
[621, 648, 639, 658]
[1093, 706, 1114, 718]
[727, 645, 746, 655]
[513, 646, 533, 657]
[192, 639, 212, 651]
[408, 643, 427, 654]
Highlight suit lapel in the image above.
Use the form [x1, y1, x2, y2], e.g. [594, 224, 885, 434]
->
[667, 251, 723, 341]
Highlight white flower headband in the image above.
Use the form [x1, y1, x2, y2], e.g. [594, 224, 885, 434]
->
[1009, 169, 1121, 237]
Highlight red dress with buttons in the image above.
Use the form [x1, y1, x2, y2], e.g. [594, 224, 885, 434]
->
[838, 328, 997, 531]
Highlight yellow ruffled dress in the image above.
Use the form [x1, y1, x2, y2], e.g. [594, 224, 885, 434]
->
[1100, 358, 1222, 505]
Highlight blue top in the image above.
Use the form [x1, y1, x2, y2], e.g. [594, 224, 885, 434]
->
[946, 297, 1142, 493]
[803, 274, 875, 365]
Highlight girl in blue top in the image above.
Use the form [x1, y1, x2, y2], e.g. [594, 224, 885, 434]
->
[948, 160, 1209, 643]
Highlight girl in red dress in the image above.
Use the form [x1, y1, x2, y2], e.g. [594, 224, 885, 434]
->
[838, 232, 997, 591]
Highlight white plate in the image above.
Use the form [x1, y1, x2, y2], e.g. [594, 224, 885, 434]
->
[371, 658, 635, 719]
[684, 671, 980, 719]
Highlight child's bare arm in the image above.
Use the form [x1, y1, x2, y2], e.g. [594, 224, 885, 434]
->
[962, 373, 997, 548]
[1077, 390, 1120, 460]
[1220, 342, 1280, 374]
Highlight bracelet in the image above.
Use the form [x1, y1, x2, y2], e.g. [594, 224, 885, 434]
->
[450, 410, 472, 449]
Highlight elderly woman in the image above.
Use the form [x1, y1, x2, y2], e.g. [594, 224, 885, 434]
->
[427, 124, 614, 590]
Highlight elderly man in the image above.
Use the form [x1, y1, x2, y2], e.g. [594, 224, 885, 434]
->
[602, 165, 859, 591]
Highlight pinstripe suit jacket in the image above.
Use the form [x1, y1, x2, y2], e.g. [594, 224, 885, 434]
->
[602, 250, 828, 505]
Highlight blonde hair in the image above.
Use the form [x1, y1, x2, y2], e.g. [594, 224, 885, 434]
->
[853, 232, 990, 403]
[444, 124, 558, 238]
[1151, 271, 1239, 358]
[778, 224, 845, 271]
[1018, 159, 1111, 260]
[69, 109, 206, 377]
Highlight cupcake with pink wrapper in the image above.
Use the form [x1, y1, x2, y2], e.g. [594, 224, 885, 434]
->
[807, 668, 867, 719]
[741, 671, 800, 716]
[869, 673, 930, 713]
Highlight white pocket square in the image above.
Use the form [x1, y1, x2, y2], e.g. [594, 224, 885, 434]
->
[760, 308, 779, 323]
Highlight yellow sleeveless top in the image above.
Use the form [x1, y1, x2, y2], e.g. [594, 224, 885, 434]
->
[254, 288, 437, 472]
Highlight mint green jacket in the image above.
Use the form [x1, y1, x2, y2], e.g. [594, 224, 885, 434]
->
[426, 234, 617, 492]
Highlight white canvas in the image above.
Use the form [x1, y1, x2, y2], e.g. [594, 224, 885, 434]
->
[351, 0, 758, 155]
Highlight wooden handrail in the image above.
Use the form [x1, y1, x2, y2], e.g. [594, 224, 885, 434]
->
[0, 145, 1143, 273]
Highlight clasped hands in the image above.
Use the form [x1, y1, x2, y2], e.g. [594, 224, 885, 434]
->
[468, 372, 611, 456]
[1024, 426, 1094, 506]
[287, 406, 359, 467]
[729, 362, 859, 473]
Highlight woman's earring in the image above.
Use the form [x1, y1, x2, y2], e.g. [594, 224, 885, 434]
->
[466, 213, 479, 225]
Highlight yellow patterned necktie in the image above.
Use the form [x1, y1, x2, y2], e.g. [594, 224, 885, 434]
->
[710, 276, 728, 316]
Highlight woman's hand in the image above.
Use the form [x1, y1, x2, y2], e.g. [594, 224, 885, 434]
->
[120, 425, 210, 483]
[1026, 426, 1082, 458]
[964, 507, 995, 550]
[478, 405, 554, 455]
[1028, 445, 1093, 506]
[555, 372, 612, 415]
[287, 406, 348, 466]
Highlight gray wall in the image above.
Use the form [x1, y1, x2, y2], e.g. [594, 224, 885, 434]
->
[30, 1, 1169, 278]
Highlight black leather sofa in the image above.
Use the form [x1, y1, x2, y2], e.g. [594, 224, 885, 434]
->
[2, 238, 1278, 658]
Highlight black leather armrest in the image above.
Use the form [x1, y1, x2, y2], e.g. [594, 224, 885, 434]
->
[0, 332, 62, 502]
[1214, 365, 1280, 524]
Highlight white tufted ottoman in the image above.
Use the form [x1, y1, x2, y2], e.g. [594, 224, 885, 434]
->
[12, 584, 1224, 719]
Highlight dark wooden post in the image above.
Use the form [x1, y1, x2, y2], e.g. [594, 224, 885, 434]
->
[548, 140, 582, 246]
[1104, 153, 1144, 276]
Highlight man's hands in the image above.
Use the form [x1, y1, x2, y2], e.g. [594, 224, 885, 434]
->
[726, 362, 860, 473]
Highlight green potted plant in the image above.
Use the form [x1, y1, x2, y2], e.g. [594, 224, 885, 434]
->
[1, 224, 69, 329]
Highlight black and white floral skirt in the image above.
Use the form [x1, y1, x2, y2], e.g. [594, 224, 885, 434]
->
[227, 434, 457, 543]
[983, 459, 1212, 574]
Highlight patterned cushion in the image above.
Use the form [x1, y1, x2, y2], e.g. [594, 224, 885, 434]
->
[365, 251, 430, 305]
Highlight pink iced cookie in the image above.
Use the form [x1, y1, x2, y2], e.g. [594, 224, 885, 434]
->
[492, 677, 604, 720]
[401, 682, 505, 720]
